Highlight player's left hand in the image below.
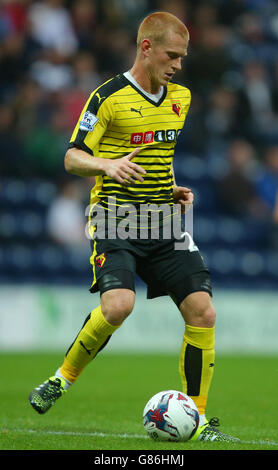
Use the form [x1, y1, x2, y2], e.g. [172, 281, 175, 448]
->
[173, 186, 194, 214]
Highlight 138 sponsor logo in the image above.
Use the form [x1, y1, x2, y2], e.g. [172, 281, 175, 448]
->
[130, 129, 182, 145]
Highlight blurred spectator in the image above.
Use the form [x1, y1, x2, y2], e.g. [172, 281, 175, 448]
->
[100, 0, 149, 31]
[236, 60, 278, 142]
[12, 79, 45, 137]
[0, 32, 27, 99]
[189, 1, 219, 42]
[204, 86, 240, 151]
[186, 24, 233, 96]
[27, 0, 78, 57]
[70, 0, 98, 51]
[0, 104, 23, 176]
[217, 0, 247, 27]
[270, 59, 278, 119]
[29, 48, 74, 92]
[256, 145, 278, 215]
[46, 179, 87, 247]
[236, 11, 265, 48]
[217, 139, 267, 219]
[176, 91, 207, 155]
[96, 28, 135, 77]
[58, 52, 102, 132]
[2, 0, 30, 34]
[23, 108, 69, 177]
[156, 0, 188, 23]
[256, 145, 278, 249]
[72, 51, 101, 95]
[59, 87, 87, 134]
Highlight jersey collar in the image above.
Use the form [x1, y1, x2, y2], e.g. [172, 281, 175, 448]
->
[119, 73, 167, 107]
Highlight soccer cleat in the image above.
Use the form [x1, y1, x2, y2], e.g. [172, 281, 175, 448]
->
[28, 376, 67, 414]
[191, 417, 240, 442]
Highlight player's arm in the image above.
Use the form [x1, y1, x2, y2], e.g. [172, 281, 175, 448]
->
[65, 89, 146, 185]
[171, 162, 193, 214]
[65, 146, 146, 185]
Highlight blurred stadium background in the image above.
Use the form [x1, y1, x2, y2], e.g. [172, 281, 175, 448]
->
[1, 0, 278, 355]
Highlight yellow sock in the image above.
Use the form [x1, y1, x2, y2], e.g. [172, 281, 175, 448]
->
[179, 324, 215, 416]
[59, 305, 121, 383]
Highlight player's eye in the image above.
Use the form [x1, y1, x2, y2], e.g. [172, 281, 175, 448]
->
[167, 52, 177, 59]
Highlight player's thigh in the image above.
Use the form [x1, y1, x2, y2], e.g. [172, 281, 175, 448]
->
[90, 238, 136, 294]
[90, 240, 137, 324]
[166, 268, 213, 309]
[138, 243, 212, 304]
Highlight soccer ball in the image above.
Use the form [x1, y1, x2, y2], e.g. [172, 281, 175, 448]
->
[143, 390, 199, 442]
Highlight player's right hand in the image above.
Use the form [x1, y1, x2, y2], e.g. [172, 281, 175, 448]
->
[103, 147, 146, 185]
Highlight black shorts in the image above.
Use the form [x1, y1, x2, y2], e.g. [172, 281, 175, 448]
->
[89, 233, 212, 307]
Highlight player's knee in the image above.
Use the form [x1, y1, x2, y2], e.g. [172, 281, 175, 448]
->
[187, 305, 215, 328]
[101, 289, 135, 326]
[180, 292, 216, 327]
[198, 304, 216, 327]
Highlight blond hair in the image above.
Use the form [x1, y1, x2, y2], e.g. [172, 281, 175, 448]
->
[137, 11, 189, 49]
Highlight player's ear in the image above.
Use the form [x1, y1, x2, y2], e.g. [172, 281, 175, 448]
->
[141, 38, 152, 56]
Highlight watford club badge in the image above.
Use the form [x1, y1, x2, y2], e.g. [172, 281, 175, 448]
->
[95, 253, 106, 268]
[172, 102, 181, 117]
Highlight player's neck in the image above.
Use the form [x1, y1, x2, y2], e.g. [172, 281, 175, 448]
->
[129, 62, 162, 95]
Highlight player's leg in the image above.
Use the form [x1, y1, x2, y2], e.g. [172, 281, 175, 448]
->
[29, 268, 136, 414]
[57, 287, 135, 385]
[143, 239, 238, 441]
[177, 285, 239, 441]
[178, 288, 216, 424]
[140, 238, 215, 420]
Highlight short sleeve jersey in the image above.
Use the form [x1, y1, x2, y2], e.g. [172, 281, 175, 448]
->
[68, 73, 191, 211]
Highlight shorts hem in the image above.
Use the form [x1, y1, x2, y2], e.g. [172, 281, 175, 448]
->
[89, 268, 135, 294]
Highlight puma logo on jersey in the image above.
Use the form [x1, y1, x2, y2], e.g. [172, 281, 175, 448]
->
[96, 92, 106, 104]
[130, 106, 143, 117]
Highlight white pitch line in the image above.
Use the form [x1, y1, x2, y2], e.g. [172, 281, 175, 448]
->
[3, 428, 278, 447]
[3, 429, 278, 447]
[7, 428, 149, 440]
[240, 439, 278, 447]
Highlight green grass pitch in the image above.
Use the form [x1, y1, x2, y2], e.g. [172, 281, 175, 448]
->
[0, 352, 277, 451]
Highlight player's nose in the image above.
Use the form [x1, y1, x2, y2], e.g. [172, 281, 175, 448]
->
[173, 57, 182, 71]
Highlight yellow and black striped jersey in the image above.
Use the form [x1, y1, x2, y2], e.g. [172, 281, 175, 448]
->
[68, 73, 191, 213]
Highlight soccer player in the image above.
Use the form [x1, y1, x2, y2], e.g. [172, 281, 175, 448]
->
[29, 12, 238, 442]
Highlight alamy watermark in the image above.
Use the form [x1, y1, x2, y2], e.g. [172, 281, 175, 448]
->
[85, 197, 197, 251]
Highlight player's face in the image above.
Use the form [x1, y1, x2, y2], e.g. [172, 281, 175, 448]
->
[147, 31, 188, 90]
